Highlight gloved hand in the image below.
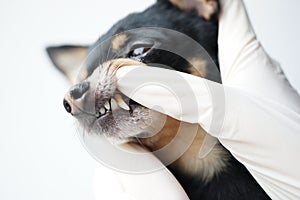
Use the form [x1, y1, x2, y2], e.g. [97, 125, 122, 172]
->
[116, 0, 300, 199]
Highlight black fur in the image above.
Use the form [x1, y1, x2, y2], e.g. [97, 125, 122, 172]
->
[86, 0, 220, 81]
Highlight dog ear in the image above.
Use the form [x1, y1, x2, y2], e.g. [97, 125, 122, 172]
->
[46, 45, 88, 83]
[160, 0, 219, 20]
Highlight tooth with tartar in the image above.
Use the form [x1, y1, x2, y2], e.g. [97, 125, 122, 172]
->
[104, 101, 110, 110]
[99, 107, 106, 115]
[115, 94, 130, 110]
[110, 98, 118, 111]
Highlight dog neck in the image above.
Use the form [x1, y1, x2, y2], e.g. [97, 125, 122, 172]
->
[140, 116, 230, 182]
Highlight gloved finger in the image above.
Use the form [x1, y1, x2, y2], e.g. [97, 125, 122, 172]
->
[116, 65, 224, 134]
[94, 143, 189, 200]
[94, 163, 136, 200]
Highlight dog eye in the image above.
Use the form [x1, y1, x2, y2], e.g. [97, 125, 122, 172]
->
[128, 47, 151, 58]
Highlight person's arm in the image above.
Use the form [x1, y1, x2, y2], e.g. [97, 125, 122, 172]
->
[218, 0, 300, 112]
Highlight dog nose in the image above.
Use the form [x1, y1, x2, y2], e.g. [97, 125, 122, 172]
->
[69, 82, 90, 100]
[63, 82, 90, 114]
[63, 99, 72, 113]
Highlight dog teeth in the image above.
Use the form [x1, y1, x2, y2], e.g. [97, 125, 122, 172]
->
[99, 107, 106, 115]
[97, 96, 129, 118]
[115, 94, 130, 111]
[97, 100, 112, 118]
[110, 98, 118, 111]
[104, 101, 110, 110]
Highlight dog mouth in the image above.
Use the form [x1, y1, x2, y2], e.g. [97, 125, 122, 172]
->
[64, 58, 161, 141]
[91, 92, 153, 142]
[90, 58, 146, 121]
[95, 91, 139, 119]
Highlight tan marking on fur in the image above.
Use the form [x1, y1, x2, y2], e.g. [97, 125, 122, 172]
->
[171, 135, 229, 182]
[111, 58, 145, 69]
[106, 58, 146, 77]
[169, 0, 218, 20]
[141, 116, 229, 182]
[141, 116, 180, 150]
[189, 57, 207, 77]
[112, 34, 128, 50]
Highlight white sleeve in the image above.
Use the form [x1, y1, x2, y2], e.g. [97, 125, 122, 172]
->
[218, 0, 300, 112]
[217, 1, 300, 198]
[116, 0, 300, 198]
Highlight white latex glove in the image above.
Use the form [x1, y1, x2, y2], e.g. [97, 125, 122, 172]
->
[94, 143, 189, 200]
[116, 0, 300, 199]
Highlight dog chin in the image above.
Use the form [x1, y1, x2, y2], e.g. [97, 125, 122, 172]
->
[76, 104, 166, 144]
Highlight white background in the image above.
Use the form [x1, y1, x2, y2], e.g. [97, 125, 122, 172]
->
[0, 0, 299, 199]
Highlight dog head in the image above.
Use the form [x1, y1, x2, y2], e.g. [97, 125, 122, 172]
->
[47, 0, 220, 144]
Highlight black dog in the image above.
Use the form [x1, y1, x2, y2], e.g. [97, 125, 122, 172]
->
[47, 0, 270, 199]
